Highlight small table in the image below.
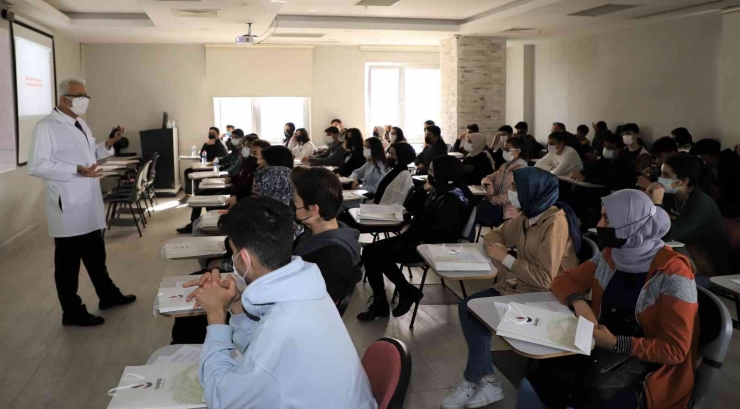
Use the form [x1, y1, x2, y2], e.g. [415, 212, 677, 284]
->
[469, 185, 487, 196]
[187, 195, 229, 208]
[189, 171, 229, 196]
[179, 155, 201, 161]
[199, 182, 232, 190]
[412, 175, 428, 182]
[557, 176, 605, 189]
[191, 162, 215, 171]
[342, 190, 368, 209]
[709, 274, 740, 329]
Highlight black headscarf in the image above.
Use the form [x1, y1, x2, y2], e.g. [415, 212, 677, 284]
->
[374, 143, 416, 204]
[430, 155, 474, 204]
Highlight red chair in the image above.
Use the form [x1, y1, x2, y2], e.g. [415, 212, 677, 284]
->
[361, 337, 412, 409]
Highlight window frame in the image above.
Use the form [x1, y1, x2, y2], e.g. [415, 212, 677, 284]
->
[213, 97, 311, 144]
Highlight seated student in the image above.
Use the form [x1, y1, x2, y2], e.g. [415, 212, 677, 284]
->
[452, 124, 480, 154]
[375, 142, 416, 205]
[186, 198, 376, 409]
[304, 126, 346, 166]
[349, 137, 389, 195]
[387, 126, 407, 147]
[477, 137, 528, 227]
[646, 153, 730, 276]
[282, 122, 295, 147]
[461, 133, 495, 186]
[443, 166, 580, 409]
[672, 127, 693, 153]
[288, 128, 316, 160]
[184, 127, 230, 195]
[414, 125, 448, 174]
[515, 121, 544, 162]
[691, 138, 740, 218]
[217, 129, 245, 176]
[488, 125, 514, 168]
[332, 118, 348, 141]
[637, 136, 678, 189]
[221, 125, 236, 151]
[516, 190, 698, 409]
[621, 123, 652, 173]
[371, 126, 390, 150]
[552, 122, 589, 161]
[335, 128, 366, 177]
[575, 124, 590, 148]
[590, 121, 610, 158]
[291, 167, 362, 302]
[358, 156, 473, 321]
[535, 131, 584, 176]
[424, 119, 435, 129]
[253, 145, 293, 206]
[570, 133, 636, 192]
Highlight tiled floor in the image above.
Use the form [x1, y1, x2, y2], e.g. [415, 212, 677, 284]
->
[0, 198, 736, 409]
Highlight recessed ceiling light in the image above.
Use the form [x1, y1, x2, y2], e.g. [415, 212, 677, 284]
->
[308, 9, 318, 12]
[271, 0, 287, 3]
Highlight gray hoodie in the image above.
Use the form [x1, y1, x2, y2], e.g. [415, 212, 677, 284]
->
[293, 222, 361, 265]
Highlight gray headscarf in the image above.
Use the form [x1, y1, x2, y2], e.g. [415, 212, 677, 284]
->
[602, 189, 671, 273]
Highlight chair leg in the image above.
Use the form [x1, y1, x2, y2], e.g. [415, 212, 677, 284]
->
[108, 203, 118, 229]
[136, 200, 147, 227]
[105, 202, 113, 224]
[129, 203, 142, 237]
[459, 281, 468, 299]
[409, 267, 428, 329]
[407, 266, 413, 281]
[476, 224, 483, 243]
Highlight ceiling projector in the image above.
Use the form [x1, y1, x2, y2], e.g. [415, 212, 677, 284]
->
[235, 23, 256, 44]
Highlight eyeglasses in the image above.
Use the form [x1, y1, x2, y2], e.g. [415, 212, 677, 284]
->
[65, 94, 91, 100]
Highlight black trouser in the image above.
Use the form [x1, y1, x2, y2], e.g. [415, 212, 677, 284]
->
[362, 234, 423, 307]
[184, 169, 194, 195]
[54, 230, 121, 315]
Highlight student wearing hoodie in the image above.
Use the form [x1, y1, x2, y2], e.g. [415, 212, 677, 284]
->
[291, 167, 363, 302]
[185, 197, 377, 409]
[304, 126, 346, 166]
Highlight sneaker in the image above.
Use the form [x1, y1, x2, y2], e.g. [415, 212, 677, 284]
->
[464, 378, 504, 409]
[442, 380, 478, 409]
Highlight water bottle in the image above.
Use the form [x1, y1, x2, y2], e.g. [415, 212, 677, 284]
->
[213, 157, 220, 174]
[201, 150, 207, 165]
[191, 145, 197, 157]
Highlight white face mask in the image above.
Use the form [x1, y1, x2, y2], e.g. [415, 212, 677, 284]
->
[508, 189, 521, 209]
[241, 147, 251, 158]
[547, 144, 557, 153]
[231, 249, 251, 291]
[602, 148, 615, 159]
[66, 96, 89, 116]
[678, 147, 691, 153]
[231, 138, 243, 148]
[363, 148, 372, 159]
[463, 142, 474, 152]
[390, 133, 397, 143]
[502, 150, 515, 162]
[622, 134, 636, 145]
[658, 177, 680, 194]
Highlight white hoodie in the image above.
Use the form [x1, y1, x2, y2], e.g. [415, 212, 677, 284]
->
[199, 257, 377, 409]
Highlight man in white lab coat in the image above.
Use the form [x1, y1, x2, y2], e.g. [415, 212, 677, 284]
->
[28, 77, 136, 327]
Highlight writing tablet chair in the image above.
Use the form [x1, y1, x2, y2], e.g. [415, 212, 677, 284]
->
[144, 152, 160, 208]
[103, 163, 150, 237]
[336, 284, 355, 318]
[361, 338, 411, 409]
[579, 236, 599, 263]
[690, 286, 733, 409]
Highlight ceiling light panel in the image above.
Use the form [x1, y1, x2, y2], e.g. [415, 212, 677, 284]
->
[172, 9, 219, 18]
[569, 4, 641, 17]
[355, 0, 403, 6]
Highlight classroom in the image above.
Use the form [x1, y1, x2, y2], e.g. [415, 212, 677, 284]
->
[1, 1, 740, 408]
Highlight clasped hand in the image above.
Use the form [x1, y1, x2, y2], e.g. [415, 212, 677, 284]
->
[183, 269, 241, 322]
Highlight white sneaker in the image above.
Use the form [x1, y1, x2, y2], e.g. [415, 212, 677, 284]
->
[442, 380, 478, 409]
[464, 378, 505, 408]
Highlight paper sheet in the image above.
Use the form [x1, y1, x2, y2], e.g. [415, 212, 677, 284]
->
[152, 346, 202, 365]
[427, 245, 491, 271]
[730, 279, 740, 286]
[525, 301, 572, 315]
[107, 362, 205, 409]
[574, 316, 595, 354]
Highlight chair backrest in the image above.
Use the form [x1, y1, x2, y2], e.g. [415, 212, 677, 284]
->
[136, 161, 151, 192]
[336, 284, 354, 318]
[147, 153, 160, 183]
[459, 205, 477, 243]
[691, 286, 733, 409]
[578, 236, 600, 263]
[361, 338, 412, 409]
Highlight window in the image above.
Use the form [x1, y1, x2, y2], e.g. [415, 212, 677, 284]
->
[213, 97, 310, 144]
[365, 64, 440, 143]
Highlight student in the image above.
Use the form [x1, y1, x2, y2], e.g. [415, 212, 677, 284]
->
[184, 127, 229, 195]
[331, 118, 347, 140]
[358, 156, 473, 321]
[453, 124, 480, 153]
[414, 125, 448, 174]
[216, 129, 245, 176]
[515, 121, 544, 162]
[646, 153, 730, 277]
[570, 133, 635, 192]
[691, 138, 740, 217]
[335, 128, 366, 177]
[349, 137, 389, 195]
[371, 126, 390, 150]
[621, 123, 652, 173]
[590, 121, 609, 157]
[221, 125, 236, 151]
[477, 137, 528, 227]
[291, 167, 363, 302]
[282, 122, 295, 147]
[443, 166, 580, 409]
[575, 124, 590, 148]
[551, 122, 567, 133]
[424, 119, 435, 129]
[489, 125, 513, 153]
[288, 128, 316, 160]
[534, 132, 584, 176]
[185, 197, 376, 409]
[637, 136, 678, 189]
[388, 126, 407, 145]
[672, 127, 693, 153]
[516, 190, 698, 409]
[304, 126, 346, 166]
[253, 145, 294, 206]
[461, 133, 495, 186]
[374, 143, 416, 205]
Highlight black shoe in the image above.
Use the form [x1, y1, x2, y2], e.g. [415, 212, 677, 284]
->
[177, 223, 193, 234]
[99, 294, 137, 310]
[357, 302, 390, 322]
[62, 311, 105, 327]
[392, 287, 423, 317]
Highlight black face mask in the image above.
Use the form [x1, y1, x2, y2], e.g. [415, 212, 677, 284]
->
[373, 131, 379, 137]
[289, 201, 311, 224]
[284, 130, 292, 137]
[596, 213, 653, 249]
[425, 136, 434, 145]
[427, 175, 436, 187]
[388, 158, 397, 166]
[208, 134, 216, 140]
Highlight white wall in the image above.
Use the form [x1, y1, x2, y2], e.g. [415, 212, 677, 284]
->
[527, 14, 723, 144]
[0, 25, 81, 246]
[718, 11, 740, 149]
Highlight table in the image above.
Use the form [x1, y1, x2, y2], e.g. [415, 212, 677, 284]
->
[469, 185, 486, 196]
[190, 162, 214, 171]
[557, 176, 605, 189]
[467, 291, 581, 359]
[187, 195, 230, 208]
[156, 273, 228, 317]
[412, 175, 428, 182]
[709, 274, 740, 328]
[199, 182, 232, 190]
[199, 210, 228, 234]
[162, 236, 228, 260]
[179, 155, 201, 161]
[189, 171, 229, 196]
[102, 158, 140, 166]
[342, 190, 368, 209]
[348, 208, 404, 227]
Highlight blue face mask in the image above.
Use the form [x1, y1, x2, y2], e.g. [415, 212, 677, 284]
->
[658, 177, 680, 194]
[226, 131, 232, 137]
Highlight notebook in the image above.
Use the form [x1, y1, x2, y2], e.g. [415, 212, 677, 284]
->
[155, 287, 199, 314]
[186, 195, 229, 206]
[199, 178, 227, 186]
[358, 203, 404, 222]
[161, 238, 227, 259]
[427, 245, 491, 271]
[342, 191, 365, 202]
[200, 210, 228, 229]
[107, 363, 206, 409]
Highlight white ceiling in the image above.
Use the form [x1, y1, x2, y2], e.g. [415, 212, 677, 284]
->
[5, 0, 740, 45]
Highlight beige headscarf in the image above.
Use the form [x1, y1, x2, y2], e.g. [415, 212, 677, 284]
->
[467, 133, 496, 169]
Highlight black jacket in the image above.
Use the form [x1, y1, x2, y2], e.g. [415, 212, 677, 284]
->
[200, 140, 228, 162]
[414, 141, 448, 174]
[582, 150, 636, 192]
[463, 154, 494, 186]
[404, 187, 470, 244]
[336, 150, 366, 177]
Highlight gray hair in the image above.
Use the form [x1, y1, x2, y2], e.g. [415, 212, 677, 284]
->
[58, 77, 86, 97]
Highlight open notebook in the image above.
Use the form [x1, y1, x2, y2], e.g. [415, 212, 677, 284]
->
[358, 204, 404, 222]
[107, 362, 205, 409]
[427, 245, 491, 271]
[161, 238, 227, 259]
[200, 210, 228, 229]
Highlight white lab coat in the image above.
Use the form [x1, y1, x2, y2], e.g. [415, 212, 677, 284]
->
[28, 109, 114, 238]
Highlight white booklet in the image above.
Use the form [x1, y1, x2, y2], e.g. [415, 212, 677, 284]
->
[162, 237, 227, 259]
[427, 245, 491, 271]
[469, 185, 487, 195]
[200, 178, 227, 186]
[187, 195, 229, 206]
[496, 302, 594, 355]
[200, 210, 227, 229]
[107, 363, 206, 409]
[342, 191, 365, 202]
[338, 177, 354, 184]
[156, 286, 199, 314]
[358, 203, 404, 222]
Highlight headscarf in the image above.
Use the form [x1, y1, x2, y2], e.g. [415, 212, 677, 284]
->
[467, 133, 496, 169]
[512, 167, 581, 252]
[432, 155, 473, 205]
[283, 122, 296, 146]
[374, 143, 415, 204]
[373, 126, 384, 138]
[602, 189, 671, 273]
